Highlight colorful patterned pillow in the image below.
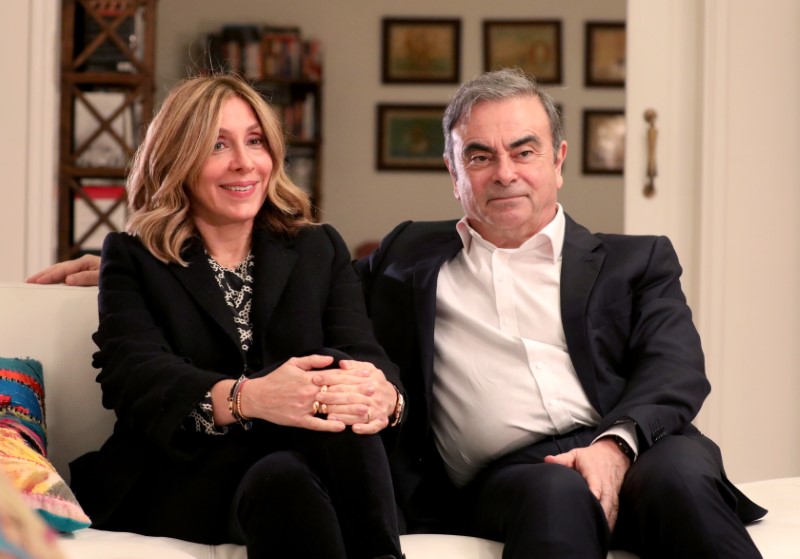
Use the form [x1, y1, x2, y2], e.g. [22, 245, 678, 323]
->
[0, 358, 46, 455]
[0, 358, 90, 533]
[0, 468, 66, 559]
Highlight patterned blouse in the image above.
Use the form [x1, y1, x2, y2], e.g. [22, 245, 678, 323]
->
[186, 251, 255, 435]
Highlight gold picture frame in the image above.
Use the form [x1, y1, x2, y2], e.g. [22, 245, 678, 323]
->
[483, 20, 562, 84]
[376, 104, 447, 171]
[582, 109, 625, 175]
[382, 18, 461, 84]
[585, 22, 626, 87]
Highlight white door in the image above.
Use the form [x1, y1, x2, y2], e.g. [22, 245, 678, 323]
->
[625, 0, 800, 482]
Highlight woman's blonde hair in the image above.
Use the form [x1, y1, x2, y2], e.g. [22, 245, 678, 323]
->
[125, 73, 313, 264]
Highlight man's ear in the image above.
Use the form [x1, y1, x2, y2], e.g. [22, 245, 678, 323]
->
[555, 141, 568, 188]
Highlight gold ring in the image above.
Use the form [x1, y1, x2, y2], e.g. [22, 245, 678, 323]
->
[320, 403, 328, 414]
[312, 401, 320, 414]
[321, 385, 328, 393]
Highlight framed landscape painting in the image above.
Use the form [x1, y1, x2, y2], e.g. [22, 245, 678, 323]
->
[382, 18, 461, 84]
[585, 22, 626, 87]
[376, 104, 447, 171]
[483, 20, 562, 84]
[582, 109, 626, 175]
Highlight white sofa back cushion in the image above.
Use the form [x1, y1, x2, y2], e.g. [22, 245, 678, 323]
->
[0, 283, 110, 480]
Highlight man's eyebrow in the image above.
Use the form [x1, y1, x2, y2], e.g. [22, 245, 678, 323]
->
[510, 134, 542, 149]
[463, 141, 494, 155]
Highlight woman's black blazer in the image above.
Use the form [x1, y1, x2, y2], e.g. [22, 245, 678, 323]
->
[70, 224, 401, 525]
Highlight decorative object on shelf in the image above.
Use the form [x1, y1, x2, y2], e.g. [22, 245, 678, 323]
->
[582, 109, 626, 175]
[58, 0, 157, 261]
[483, 20, 562, 84]
[585, 22, 626, 87]
[381, 18, 461, 84]
[376, 104, 447, 171]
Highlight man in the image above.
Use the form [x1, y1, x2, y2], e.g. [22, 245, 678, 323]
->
[354, 69, 765, 558]
[32, 69, 766, 558]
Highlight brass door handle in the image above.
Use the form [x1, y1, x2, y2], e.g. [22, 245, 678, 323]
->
[643, 109, 658, 197]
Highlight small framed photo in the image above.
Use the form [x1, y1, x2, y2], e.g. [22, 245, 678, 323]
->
[382, 18, 461, 84]
[582, 109, 625, 175]
[483, 20, 562, 84]
[585, 22, 626, 87]
[376, 104, 447, 171]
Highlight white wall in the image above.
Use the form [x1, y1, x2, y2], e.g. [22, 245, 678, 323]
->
[0, 0, 58, 282]
[0, 0, 29, 281]
[155, 0, 625, 251]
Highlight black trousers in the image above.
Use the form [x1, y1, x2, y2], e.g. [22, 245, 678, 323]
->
[444, 428, 764, 559]
[95, 425, 402, 559]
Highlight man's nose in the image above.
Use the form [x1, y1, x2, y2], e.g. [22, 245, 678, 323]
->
[493, 155, 518, 186]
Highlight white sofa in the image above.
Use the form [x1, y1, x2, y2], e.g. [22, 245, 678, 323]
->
[0, 282, 797, 559]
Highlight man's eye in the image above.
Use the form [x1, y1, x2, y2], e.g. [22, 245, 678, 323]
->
[469, 154, 489, 164]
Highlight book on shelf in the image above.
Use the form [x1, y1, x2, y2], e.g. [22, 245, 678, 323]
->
[203, 23, 322, 82]
[261, 26, 301, 80]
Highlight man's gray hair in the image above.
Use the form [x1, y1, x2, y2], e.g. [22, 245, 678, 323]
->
[442, 68, 564, 165]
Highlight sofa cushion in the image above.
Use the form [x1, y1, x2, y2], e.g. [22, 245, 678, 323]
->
[0, 284, 111, 483]
[0, 356, 91, 533]
[0, 357, 47, 454]
[0, 424, 90, 533]
[0, 467, 66, 559]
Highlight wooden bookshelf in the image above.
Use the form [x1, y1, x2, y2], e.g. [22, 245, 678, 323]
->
[57, 0, 157, 259]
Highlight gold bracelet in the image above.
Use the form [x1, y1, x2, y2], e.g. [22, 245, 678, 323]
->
[227, 375, 252, 430]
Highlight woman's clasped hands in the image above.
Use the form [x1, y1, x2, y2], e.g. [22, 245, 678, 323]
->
[233, 355, 398, 434]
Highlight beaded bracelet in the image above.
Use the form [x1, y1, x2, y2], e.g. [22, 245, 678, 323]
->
[227, 375, 252, 430]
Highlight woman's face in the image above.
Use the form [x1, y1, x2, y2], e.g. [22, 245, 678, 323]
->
[189, 96, 273, 232]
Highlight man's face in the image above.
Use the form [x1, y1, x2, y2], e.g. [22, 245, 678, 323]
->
[446, 96, 567, 248]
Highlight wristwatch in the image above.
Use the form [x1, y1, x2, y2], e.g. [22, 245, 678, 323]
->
[608, 435, 635, 463]
[389, 384, 404, 427]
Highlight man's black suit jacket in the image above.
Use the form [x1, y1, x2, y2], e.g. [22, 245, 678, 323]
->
[71, 224, 401, 527]
[355, 214, 763, 528]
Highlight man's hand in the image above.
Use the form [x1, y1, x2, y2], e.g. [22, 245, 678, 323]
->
[27, 254, 101, 286]
[544, 438, 631, 531]
[311, 359, 398, 435]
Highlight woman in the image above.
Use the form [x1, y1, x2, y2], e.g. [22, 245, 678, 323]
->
[69, 74, 404, 559]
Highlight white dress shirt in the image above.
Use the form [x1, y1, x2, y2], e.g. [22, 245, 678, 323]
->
[432, 205, 635, 486]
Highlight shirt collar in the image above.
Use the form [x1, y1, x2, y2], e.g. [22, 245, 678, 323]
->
[455, 204, 565, 263]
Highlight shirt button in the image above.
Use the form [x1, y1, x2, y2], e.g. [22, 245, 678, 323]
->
[535, 362, 544, 369]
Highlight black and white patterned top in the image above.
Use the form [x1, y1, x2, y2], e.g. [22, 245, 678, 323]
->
[186, 250, 255, 435]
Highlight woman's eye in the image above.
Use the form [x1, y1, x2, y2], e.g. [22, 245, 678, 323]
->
[248, 136, 264, 146]
[213, 141, 225, 151]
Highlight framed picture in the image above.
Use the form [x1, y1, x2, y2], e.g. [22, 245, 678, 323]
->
[376, 104, 447, 171]
[582, 109, 625, 175]
[382, 18, 461, 84]
[483, 20, 562, 84]
[585, 22, 626, 87]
